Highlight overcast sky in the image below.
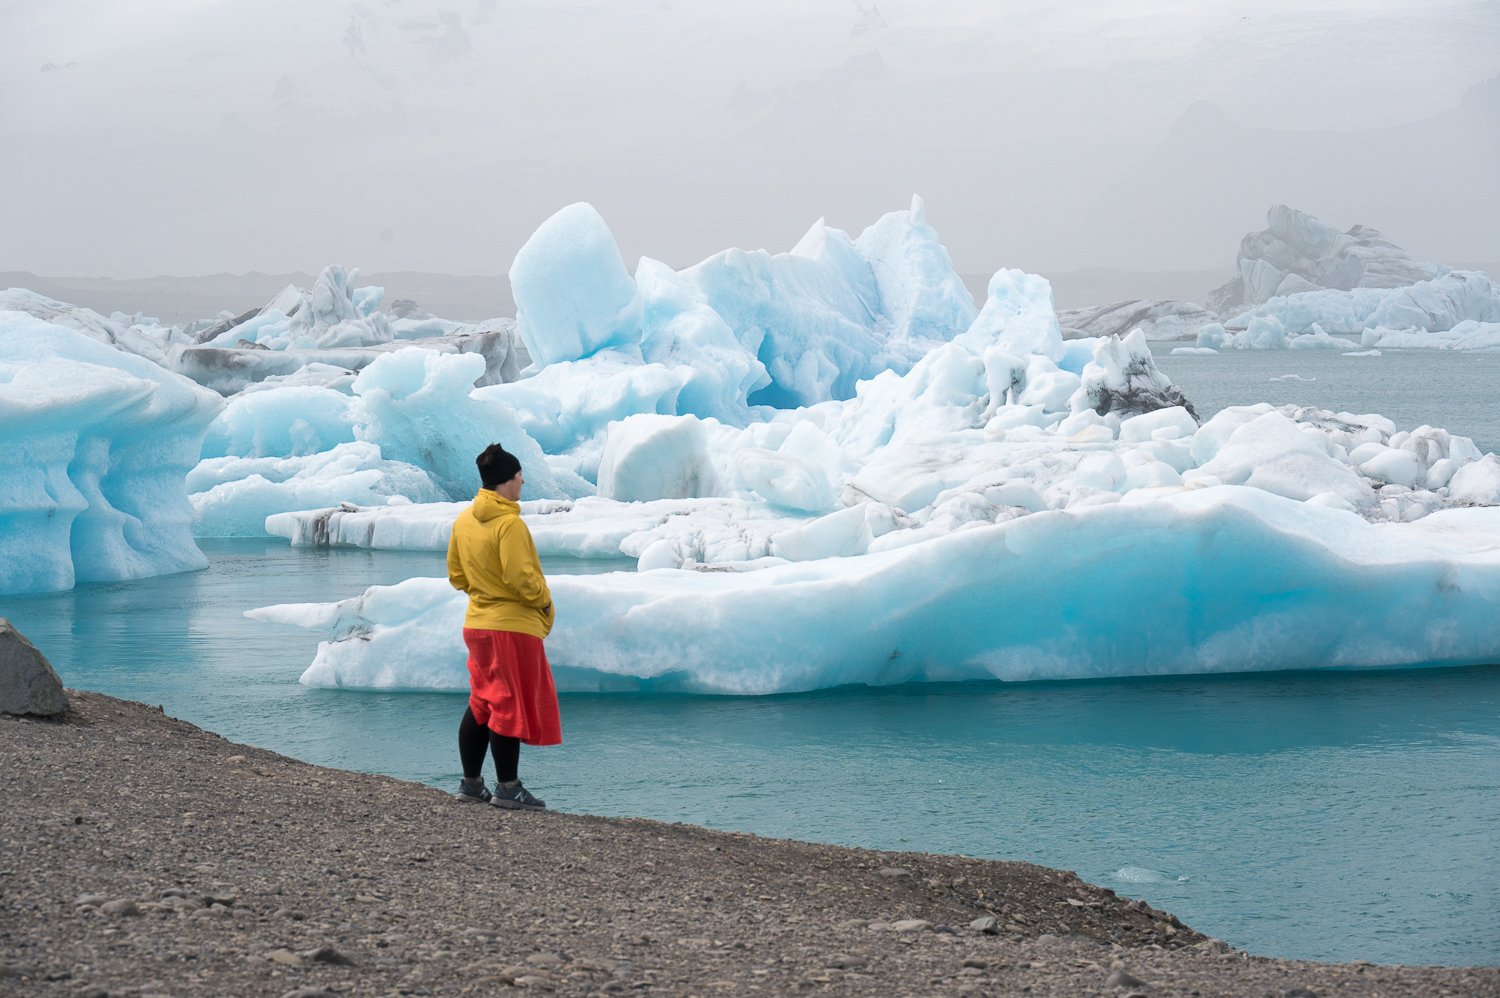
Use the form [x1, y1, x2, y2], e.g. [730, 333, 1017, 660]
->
[3, 0, 1497, 278]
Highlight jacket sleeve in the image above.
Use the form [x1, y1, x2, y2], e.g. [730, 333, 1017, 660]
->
[446, 526, 469, 593]
[499, 518, 553, 610]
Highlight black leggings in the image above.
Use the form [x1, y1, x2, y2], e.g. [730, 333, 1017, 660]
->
[459, 707, 521, 783]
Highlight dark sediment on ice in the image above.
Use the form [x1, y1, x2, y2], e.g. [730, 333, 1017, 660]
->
[3, 690, 1496, 997]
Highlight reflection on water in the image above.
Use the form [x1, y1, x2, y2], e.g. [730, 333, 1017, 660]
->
[5, 545, 1500, 966]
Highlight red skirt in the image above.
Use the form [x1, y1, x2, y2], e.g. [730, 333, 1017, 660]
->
[462, 628, 562, 746]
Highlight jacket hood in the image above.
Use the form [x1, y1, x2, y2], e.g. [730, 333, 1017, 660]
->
[472, 489, 520, 522]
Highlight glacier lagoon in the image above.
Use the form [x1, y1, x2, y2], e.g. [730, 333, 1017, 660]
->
[5, 528, 1498, 968]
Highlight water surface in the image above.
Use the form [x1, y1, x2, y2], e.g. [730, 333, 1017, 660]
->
[1153, 348, 1500, 454]
[6, 541, 1497, 967]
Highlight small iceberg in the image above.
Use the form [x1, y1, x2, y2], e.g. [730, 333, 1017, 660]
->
[1114, 866, 1189, 884]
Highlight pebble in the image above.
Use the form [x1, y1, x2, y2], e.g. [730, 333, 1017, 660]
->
[969, 916, 999, 934]
[1106, 969, 1147, 988]
[267, 948, 306, 968]
[824, 955, 866, 970]
[526, 952, 565, 967]
[278, 990, 338, 998]
[878, 867, 911, 878]
[891, 919, 934, 933]
[100, 900, 140, 917]
[1285, 990, 1319, 998]
[961, 958, 988, 969]
[75, 894, 112, 907]
[514, 974, 556, 989]
[303, 945, 353, 966]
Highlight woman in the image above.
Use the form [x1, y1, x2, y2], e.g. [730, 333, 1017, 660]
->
[445, 443, 560, 809]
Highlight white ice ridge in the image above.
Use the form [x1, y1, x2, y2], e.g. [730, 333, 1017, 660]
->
[0, 313, 223, 595]
[248, 487, 1500, 694]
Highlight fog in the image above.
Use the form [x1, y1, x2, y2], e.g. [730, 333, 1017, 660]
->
[3, 0, 1498, 280]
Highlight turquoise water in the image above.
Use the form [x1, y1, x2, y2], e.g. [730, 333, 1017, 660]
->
[1153, 348, 1500, 455]
[5, 541, 1498, 967]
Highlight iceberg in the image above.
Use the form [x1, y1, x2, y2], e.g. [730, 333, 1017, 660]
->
[189, 442, 447, 537]
[1058, 299, 1217, 343]
[1209, 204, 1450, 317]
[1189, 206, 1499, 351]
[509, 203, 645, 367]
[1, 312, 222, 595]
[0, 288, 196, 367]
[677, 197, 975, 408]
[250, 487, 1500, 694]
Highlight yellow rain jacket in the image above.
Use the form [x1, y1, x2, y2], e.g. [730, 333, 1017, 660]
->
[446, 490, 554, 637]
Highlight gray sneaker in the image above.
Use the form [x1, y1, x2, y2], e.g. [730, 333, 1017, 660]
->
[492, 780, 545, 810]
[455, 778, 492, 804]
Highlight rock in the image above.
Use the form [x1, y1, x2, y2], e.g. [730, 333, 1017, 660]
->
[526, 952, 565, 967]
[0, 620, 69, 717]
[78, 988, 109, 998]
[824, 955, 866, 970]
[1035, 933, 1062, 946]
[1194, 938, 1231, 955]
[961, 957, 988, 969]
[202, 893, 239, 906]
[99, 900, 139, 917]
[838, 918, 869, 929]
[1107, 969, 1147, 989]
[891, 919, 934, 933]
[303, 945, 353, 966]
[969, 916, 999, 934]
[266, 948, 305, 968]
[514, 974, 556, 989]
[878, 867, 911, 878]
[1285, 990, 1319, 998]
[0, 965, 16, 979]
[278, 991, 338, 998]
[75, 894, 112, 907]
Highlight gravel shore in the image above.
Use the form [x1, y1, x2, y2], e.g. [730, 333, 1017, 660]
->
[3, 691, 1496, 998]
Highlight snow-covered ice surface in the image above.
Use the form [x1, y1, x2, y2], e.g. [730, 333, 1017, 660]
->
[249, 487, 1500, 694]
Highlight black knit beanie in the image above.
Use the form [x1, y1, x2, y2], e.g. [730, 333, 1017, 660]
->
[476, 443, 522, 489]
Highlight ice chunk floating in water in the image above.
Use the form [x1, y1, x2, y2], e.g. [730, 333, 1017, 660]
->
[1114, 867, 1187, 884]
[0, 314, 222, 595]
[250, 488, 1500, 695]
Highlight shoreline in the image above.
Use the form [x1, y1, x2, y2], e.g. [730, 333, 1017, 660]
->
[2, 690, 1496, 998]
